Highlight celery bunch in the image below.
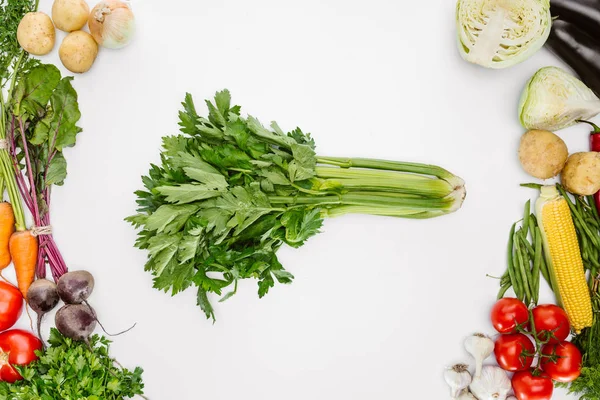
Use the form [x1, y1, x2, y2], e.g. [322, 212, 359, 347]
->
[128, 90, 466, 320]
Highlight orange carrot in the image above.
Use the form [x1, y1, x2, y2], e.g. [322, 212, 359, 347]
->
[0, 203, 15, 270]
[9, 230, 38, 298]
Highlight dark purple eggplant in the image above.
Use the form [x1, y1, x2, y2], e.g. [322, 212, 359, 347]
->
[551, 0, 600, 37]
[545, 20, 600, 97]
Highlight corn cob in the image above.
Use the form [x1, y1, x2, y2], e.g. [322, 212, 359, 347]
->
[536, 185, 593, 333]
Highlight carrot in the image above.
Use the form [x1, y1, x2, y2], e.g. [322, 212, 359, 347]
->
[0, 202, 15, 271]
[9, 230, 38, 298]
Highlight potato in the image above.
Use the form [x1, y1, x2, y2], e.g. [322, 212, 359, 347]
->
[518, 129, 568, 179]
[59, 31, 99, 74]
[17, 12, 56, 56]
[52, 0, 90, 32]
[561, 152, 600, 195]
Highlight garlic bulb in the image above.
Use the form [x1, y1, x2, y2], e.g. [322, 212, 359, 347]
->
[88, 0, 135, 49]
[457, 390, 477, 400]
[469, 366, 511, 400]
[445, 364, 472, 399]
[465, 333, 494, 379]
[507, 397, 517, 400]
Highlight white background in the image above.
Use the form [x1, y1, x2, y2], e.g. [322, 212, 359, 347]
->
[7, 0, 594, 399]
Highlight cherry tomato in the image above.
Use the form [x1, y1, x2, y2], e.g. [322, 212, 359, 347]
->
[491, 298, 529, 333]
[494, 333, 535, 372]
[0, 281, 23, 331]
[0, 330, 43, 383]
[512, 369, 553, 400]
[532, 305, 570, 344]
[540, 341, 582, 382]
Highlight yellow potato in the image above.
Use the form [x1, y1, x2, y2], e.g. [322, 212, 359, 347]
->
[518, 130, 568, 179]
[561, 152, 600, 195]
[52, 0, 90, 32]
[59, 31, 99, 74]
[17, 12, 56, 56]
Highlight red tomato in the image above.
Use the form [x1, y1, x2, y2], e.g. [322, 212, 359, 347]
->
[494, 333, 535, 372]
[491, 298, 529, 333]
[0, 330, 43, 383]
[512, 369, 554, 400]
[540, 341, 582, 383]
[532, 305, 570, 344]
[0, 281, 23, 331]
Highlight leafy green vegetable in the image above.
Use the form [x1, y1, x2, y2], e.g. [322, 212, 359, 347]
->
[0, 0, 40, 231]
[0, 329, 145, 400]
[519, 66, 600, 131]
[456, 0, 551, 69]
[128, 90, 466, 320]
[6, 63, 82, 280]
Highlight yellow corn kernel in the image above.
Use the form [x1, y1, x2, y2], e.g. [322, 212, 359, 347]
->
[537, 186, 593, 333]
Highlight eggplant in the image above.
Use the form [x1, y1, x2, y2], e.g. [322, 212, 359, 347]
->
[545, 20, 600, 98]
[551, 0, 600, 36]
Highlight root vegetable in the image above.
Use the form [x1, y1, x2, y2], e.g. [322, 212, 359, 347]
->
[17, 12, 56, 56]
[52, 0, 90, 32]
[561, 152, 600, 195]
[89, 0, 135, 49]
[27, 279, 60, 339]
[57, 270, 94, 304]
[59, 31, 99, 74]
[518, 130, 568, 179]
[0, 203, 15, 271]
[55, 303, 97, 343]
[9, 230, 39, 298]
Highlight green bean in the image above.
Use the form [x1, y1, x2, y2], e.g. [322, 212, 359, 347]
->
[587, 195, 600, 223]
[511, 247, 524, 301]
[519, 231, 536, 301]
[528, 214, 537, 242]
[507, 223, 522, 298]
[585, 216, 600, 230]
[570, 200, 600, 249]
[576, 195, 585, 215]
[515, 233, 532, 305]
[532, 229, 542, 304]
[589, 248, 600, 268]
[523, 200, 531, 239]
[498, 283, 511, 300]
[519, 234, 535, 259]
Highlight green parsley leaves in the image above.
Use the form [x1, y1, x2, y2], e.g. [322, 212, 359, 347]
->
[0, 329, 145, 400]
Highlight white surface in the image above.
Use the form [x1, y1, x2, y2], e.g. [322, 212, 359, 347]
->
[8, 0, 594, 399]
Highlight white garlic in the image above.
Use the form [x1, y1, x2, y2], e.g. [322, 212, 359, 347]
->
[465, 333, 495, 379]
[445, 364, 472, 399]
[88, 0, 135, 49]
[469, 366, 511, 400]
[506, 397, 517, 400]
[457, 389, 477, 400]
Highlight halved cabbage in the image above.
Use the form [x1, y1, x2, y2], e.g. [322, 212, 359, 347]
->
[519, 67, 600, 131]
[456, 0, 552, 69]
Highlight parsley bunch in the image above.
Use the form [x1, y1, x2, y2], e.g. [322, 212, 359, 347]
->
[128, 90, 465, 320]
[0, 329, 145, 400]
